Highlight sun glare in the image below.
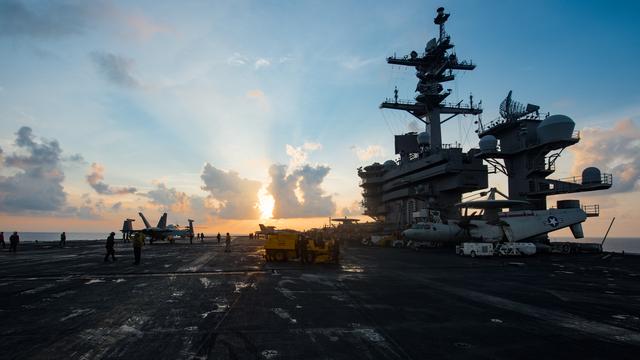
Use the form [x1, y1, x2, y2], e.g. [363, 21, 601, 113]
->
[258, 188, 274, 219]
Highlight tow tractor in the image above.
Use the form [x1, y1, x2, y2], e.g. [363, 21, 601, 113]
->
[263, 230, 339, 264]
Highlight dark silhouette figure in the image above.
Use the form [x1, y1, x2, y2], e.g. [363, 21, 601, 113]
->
[300, 237, 308, 264]
[59, 232, 66, 248]
[200, 233, 204, 243]
[133, 232, 144, 265]
[9, 232, 19, 252]
[104, 232, 116, 262]
[0, 232, 5, 249]
[217, 232, 221, 244]
[189, 233, 194, 244]
[225, 233, 231, 252]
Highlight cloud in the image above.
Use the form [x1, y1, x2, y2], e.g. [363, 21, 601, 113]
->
[0, 0, 89, 38]
[268, 164, 336, 218]
[286, 142, 322, 169]
[86, 162, 136, 195]
[0, 1, 172, 41]
[246, 89, 270, 111]
[0, 126, 68, 212]
[200, 163, 262, 219]
[351, 145, 385, 161]
[111, 201, 122, 211]
[570, 118, 640, 193]
[341, 200, 363, 217]
[145, 183, 189, 211]
[254, 58, 271, 69]
[227, 52, 248, 66]
[90, 51, 139, 88]
[118, 12, 173, 41]
[341, 56, 377, 70]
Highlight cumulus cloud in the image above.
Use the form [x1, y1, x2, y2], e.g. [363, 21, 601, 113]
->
[268, 164, 336, 218]
[0, 126, 68, 212]
[570, 118, 640, 193]
[91, 51, 139, 88]
[201, 163, 262, 219]
[351, 145, 385, 161]
[86, 162, 136, 195]
[341, 200, 363, 217]
[286, 142, 322, 169]
[145, 183, 189, 211]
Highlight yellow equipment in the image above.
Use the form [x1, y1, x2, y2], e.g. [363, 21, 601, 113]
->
[264, 232, 339, 264]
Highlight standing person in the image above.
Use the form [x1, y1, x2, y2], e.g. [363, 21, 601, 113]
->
[132, 232, 144, 265]
[59, 232, 66, 248]
[217, 232, 221, 244]
[104, 232, 116, 262]
[0, 232, 5, 249]
[9, 231, 19, 253]
[200, 233, 204, 243]
[225, 232, 231, 253]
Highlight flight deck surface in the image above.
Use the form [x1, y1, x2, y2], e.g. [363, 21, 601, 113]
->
[1, 237, 639, 359]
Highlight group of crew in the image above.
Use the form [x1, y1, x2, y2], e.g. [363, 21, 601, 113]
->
[1, 230, 234, 265]
[0, 232, 20, 252]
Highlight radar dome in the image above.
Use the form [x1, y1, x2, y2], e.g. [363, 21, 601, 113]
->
[582, 167, 602, 185]
[383, 160, 397, 168]
[479, 135, 498, 152]
[417, 131, 430, 146]
[537, 114, 575, 144]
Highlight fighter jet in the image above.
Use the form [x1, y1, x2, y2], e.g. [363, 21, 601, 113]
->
[121, 212, 194, 242]
[403, 190, 588, 245]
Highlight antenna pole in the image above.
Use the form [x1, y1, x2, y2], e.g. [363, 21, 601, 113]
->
[601, 217, 615, 247]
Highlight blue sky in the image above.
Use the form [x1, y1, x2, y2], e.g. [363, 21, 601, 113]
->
[0, 0, 639, 235]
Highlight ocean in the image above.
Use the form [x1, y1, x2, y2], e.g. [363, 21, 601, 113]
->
[2, 232, 639, 254]
[3, 232, 108, 242]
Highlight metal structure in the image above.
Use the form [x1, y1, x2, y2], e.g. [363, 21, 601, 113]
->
[359, 7, 487, 230]
[476, 91, 612, 210]
[358, 7, 612, 234]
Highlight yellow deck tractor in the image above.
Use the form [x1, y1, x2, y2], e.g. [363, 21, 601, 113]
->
[263, 231, 339, 264]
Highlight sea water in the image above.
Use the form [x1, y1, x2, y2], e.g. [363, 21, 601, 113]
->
[1, 232, 107, 242]
[550, 237, 640, 254]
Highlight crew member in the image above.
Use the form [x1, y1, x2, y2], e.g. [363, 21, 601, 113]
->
[9, 231, 19, 252]
[189, 233, 194, 244]
[217, 232, 221, 244]
[132, 232, 144, 265]
[59, 232, 66, 248]
[225, 232, 231, 252]
[104, 232, 116, 262]
[0, 232, 5, 249]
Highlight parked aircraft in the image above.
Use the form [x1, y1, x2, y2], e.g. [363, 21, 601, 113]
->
[121, 213, 194, 242]
[403, 196, 588, 245]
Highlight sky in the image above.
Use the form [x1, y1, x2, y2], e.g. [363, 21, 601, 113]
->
[0, 0, 639, 237]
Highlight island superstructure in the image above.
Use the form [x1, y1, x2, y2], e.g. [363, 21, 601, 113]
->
[358, 7, 612, 234]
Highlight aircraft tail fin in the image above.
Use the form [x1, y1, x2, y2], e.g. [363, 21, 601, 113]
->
[139, 212, 152, 229]
[157, 213, 167, 229]
[122, 218, 135, 232]
[259, 224, 266, 232]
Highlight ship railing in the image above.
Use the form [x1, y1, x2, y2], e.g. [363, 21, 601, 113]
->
[382, 98, 417, 105]
[581, 204, 600, 217]
[441, 101, 481, 110]
[553, 173, 613, 186]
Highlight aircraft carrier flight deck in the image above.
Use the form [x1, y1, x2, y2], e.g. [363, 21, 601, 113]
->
[2, 237, 640, 359]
